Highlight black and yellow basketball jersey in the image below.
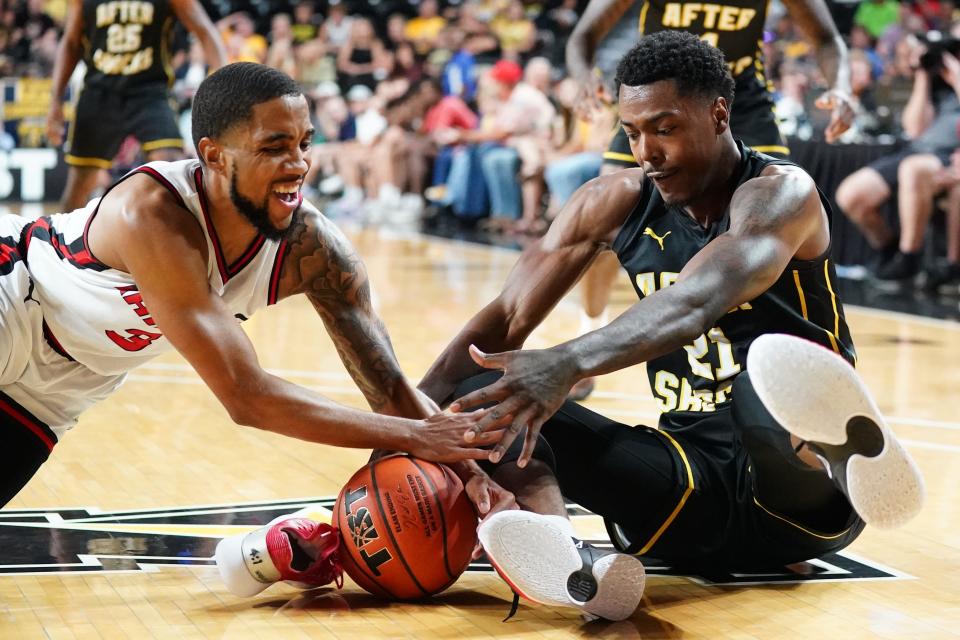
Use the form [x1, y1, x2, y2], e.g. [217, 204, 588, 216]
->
[611, 142, 856, 419]
[637, 0, 770, 86]
[82, 0, 176, 91]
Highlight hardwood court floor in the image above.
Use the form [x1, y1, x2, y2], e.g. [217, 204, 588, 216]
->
[1, 219, 959, 639]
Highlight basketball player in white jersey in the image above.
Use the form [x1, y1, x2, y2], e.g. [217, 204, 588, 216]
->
[0, 64, 514, 537]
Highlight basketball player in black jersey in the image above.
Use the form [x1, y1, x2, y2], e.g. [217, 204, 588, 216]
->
[420, 32, 923, 621]
[564, 0, 856, 400]
[45, 0, 227, 211]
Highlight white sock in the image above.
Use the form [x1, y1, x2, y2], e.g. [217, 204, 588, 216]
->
[543, 514, 577, 539]
[578, 309, 609, 337]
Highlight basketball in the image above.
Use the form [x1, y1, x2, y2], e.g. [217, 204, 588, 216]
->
[333, 455, 478, 600]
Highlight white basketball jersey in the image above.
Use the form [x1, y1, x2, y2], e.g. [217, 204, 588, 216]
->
[21, 160, 289, 376]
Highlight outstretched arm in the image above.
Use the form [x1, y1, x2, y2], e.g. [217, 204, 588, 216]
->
[783, 0, 853, 142]
[103, 177, 494, 462]
[565, 0, 635, 116]
[453, 165, 829, 466]
[278, 210, 435, 420]
[419, 169, 644, 404]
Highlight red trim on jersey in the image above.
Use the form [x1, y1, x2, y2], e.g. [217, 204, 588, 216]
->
[42, 320, 75, 362]
[134, 166, 188, 210]
[228, 234, 266, 277]
[192, 167, 267, 282]
[24, 217, 107, 271]
[268, 239, 289, 305]
[194, 167, 230, 283]
[0, 394, 56, 452]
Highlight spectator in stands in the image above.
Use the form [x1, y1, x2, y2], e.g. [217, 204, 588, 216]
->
[441, 59, 554, 232]
[337, 17, 392, 92]
[266, 13, 297, 79]
[854, 0, 902, 39]
[543, 78, 616, 219]
[457, 2, 501, 63]
[405, 0, 447, 55]
[927, 149, 960, 293]
[441, 25, 479, 102]
[320, 1, 353, 55]
[366, 79, 479, 223]
[491, 0, 537, 60]
[291, 1, 320, 45]
[220, 12, 267, 64]
[836, 41, 960, 285]
[385, 13, 408, 51]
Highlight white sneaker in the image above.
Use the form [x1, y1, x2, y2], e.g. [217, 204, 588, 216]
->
[747, 333, 925, 529]
[478, 511, 645, 621]
[319, 174, 345, 195]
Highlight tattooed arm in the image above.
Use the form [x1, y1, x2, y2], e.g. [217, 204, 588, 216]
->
[277, 208, 433, 418]
[110, 178, 491, 462]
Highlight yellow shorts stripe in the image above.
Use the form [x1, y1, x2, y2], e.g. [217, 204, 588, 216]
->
[602, 151, 637, 164]
[751, 145, 790, 156]
[141, 138, 184, 152]
[792, 270, 809, 319]
[636, 429, 695, 555]
[64, 154, 112, 169]
[823, 260, 841, 354]
[752, 497, 853, 540]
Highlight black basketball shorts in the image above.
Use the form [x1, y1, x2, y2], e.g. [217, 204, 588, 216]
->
[454, 371, 864, 571]
[66, 84, 183, 169]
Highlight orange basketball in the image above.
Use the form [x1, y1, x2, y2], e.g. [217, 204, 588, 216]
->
[333, 455, 478, 600]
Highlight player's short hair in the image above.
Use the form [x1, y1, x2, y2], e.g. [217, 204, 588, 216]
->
[191, 62, 303, 156]
[614, 31, 735, 105]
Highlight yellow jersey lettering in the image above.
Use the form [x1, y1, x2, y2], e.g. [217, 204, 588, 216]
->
[660, 272, 679, 289]
[654, 371, 680, 412]
[635, 272, 656, 297]
[680, 3, 701, 27]
[677, 377, 703, 411]
[662, 3, 682, 27]
[736, 7, 756, 29]
[96, 1, 155, 27]
[701, 4, 722, 28]
[93, 47, 154, 75]
[701, 31, 719, 47]
[717, 6, 738, 30]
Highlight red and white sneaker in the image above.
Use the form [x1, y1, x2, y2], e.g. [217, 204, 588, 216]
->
[215, 516, 343, 597]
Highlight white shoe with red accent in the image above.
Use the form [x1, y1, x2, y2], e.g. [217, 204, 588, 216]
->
[215, 516, 343, 597]
[478, 511, 645, 621]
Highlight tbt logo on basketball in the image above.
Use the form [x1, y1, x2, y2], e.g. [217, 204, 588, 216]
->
[333, 455, 478, 600]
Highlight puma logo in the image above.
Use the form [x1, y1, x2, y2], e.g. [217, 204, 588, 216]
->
[643, 227, 671, 251]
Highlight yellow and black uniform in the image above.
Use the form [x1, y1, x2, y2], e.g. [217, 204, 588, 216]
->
[66, 0, 182, 169]
[603, 0, 789, 168]
[460, 144, 863, 570]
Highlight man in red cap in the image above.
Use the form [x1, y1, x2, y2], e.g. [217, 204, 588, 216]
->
[442, 58, 556, 231]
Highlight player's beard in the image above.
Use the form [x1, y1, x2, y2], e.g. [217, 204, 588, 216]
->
[230, 171, 299, 241]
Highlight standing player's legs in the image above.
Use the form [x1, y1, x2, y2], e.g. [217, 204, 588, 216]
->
[127, 88, 185, 164]
[62, 87, 126, 211]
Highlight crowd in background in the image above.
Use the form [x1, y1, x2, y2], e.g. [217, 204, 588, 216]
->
[2, 0, 960, 290]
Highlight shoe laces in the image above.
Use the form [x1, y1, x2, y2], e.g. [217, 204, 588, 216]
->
[280, 520, 344, 589]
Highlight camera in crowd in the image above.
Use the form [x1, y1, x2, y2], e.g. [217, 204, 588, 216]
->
[917, 31, 960, 72]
